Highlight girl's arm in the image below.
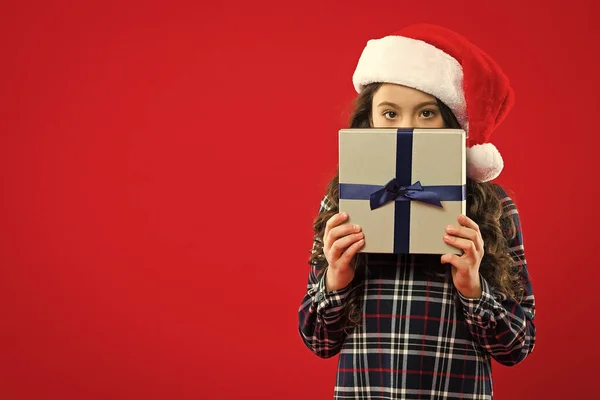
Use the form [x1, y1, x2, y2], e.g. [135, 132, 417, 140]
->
[298, 195, 351, 358]
[458, 188, 536, 366]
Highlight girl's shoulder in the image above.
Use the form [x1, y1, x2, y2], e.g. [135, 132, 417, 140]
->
[489, 182, 518, 207]
[318, 193, 335, 213]
[488, 182, 522, 226]
[488, 181, 509, 196]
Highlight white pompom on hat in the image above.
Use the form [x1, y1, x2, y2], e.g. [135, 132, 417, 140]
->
[352, 23, 515, 182]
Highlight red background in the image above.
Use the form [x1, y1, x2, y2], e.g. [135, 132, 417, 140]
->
[1, 1, 598, 399]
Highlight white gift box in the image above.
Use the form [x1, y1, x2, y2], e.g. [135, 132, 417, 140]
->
[338, 128, 466, 254]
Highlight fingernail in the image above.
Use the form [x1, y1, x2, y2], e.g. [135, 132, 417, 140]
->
[443, 235, 451, 241]
[446, 225, 453, 232]
[354, 225, 361, 231]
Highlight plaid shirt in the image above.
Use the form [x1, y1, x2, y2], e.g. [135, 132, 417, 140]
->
[298, 187, 536, 399]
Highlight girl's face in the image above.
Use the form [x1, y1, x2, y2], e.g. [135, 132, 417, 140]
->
[371, 83, 445, 129]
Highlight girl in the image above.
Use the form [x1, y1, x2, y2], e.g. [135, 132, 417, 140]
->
[298, 24, 536, 399]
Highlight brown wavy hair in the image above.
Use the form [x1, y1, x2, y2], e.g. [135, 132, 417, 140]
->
[309, 83, 525, 327]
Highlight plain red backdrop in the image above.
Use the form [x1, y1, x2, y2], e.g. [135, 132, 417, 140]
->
[1, 0, 598, 399]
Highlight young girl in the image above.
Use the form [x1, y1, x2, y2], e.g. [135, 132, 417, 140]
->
[298, 24, 536, 399]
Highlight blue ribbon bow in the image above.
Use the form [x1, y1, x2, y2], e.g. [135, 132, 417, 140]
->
[369, 179, 443, 210]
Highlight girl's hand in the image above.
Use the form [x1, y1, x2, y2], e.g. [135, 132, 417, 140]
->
[323, 212, 365, 292]
[441, 214, 485, 299]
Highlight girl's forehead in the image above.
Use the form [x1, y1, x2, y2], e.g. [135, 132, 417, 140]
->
[373, 83, 437, 104]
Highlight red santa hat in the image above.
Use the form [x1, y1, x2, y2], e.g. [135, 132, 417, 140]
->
[352, 23, 515, 182]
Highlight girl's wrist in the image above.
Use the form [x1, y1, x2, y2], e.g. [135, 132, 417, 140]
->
[325, 269, 353, 293]
[455, 276, 482, 299]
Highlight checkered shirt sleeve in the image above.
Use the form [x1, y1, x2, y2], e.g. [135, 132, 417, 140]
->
[298, 194, 353, 358]
[457, 188, 536, 365]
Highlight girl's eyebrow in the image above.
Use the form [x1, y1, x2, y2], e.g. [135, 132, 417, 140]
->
[415, 101, 439, 108]
[377, 101, 400, 108]
[377, 101, 439, 109]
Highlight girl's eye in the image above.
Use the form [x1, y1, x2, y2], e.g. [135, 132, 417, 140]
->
[421, 110, 436, 119]
[383, 111, 397, 119]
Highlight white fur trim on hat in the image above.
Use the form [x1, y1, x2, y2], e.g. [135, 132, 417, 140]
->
[352, 35, 468, 131]
[466, 143, 504, 182]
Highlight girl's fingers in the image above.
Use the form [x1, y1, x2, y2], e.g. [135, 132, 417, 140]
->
[327, 223, 362, 246]
[324, 213, 361, 250]
[324, 212, 348, 239]
[441, 253, 468, 270]
[340, 237, 366, 265]
[324, 213, 347, 250]
[445, 225, 483, 252]
[457, 214, 480, 233]
[443, 234, 477, 255]
[330, 232, 365, 261]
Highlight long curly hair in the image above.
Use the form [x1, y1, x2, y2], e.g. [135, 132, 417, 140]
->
[309, 83, 525, 327]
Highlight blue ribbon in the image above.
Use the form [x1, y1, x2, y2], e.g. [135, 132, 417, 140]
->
[369, 179, 442, 210]
[339, 182, 464, 207]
